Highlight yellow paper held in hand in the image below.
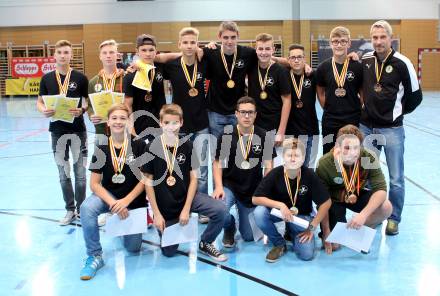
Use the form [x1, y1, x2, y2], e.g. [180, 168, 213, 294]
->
[112, 92, 125, 104]
[52, 96, 80, 123]
[89, 91, 114, 122]
[42, 94, 62, 110]
[132, 60, 155, 91]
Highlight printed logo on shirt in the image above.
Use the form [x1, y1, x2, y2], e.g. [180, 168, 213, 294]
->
[176, 153, 186, 164]
[156, 72, 164, 82]
[385, 65, 393, 73]
[126, 154, 135, 164]
[235, 60, 245, 69]
[366, 63, 371, 69]
[94, 83, 103, 92]
[303, 79, 312, 88]
[68, 82, 78, 91]
[252, 144, 262, 154]
[333, 177, 343, 184]
[346, 71, 355, 81]
[266, 76, 274, 87]
[196, 72, 203, 81]
[299, 185, 308, 195]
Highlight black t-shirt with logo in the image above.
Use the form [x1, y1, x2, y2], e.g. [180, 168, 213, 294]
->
[253, 166, 329, 215]
[215, 125, 277, 207]
[123, 63, 166, 136]
[286, 71, 319, 137]
[247, 62, 291, 132]
[316, 58, 363, 126]
[89, 136, 148, 209]
[163, 57, 209, 134]
[142, 137, 198, 221]
[203, 45, 258, 115]
[39, 69, 88, 133]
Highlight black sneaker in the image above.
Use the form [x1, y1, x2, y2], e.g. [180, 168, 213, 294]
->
[199, 241, 228, 262]
[222, 226, 236, 248]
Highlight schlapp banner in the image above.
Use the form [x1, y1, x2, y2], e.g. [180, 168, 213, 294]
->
[11, 57, 56, 78]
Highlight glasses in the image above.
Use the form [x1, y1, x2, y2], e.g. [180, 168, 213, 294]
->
[288, 55, 304, 61]
[331, 39, 349, 46]
[237, 110, 256, 117]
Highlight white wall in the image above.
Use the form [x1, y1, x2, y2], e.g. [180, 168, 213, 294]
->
[0, 0, 438, 27]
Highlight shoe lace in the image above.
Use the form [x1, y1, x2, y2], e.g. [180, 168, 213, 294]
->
[204, 243, 221, 257]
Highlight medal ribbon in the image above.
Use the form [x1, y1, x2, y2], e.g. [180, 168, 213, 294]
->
[258, 62, 273, 91]
[109, 136, 128, 175]
[160, 135, 179, 177]
[374, 49, 393, 84]
[180, 57, 198, 89]
[55, 68, 72, 95]
[338, 156, 360, 196]
[331, 58, 349, 88]
[284, 169, 301, 208]
[101, 69, 123, 91]
[237, 125, 254, 162]
[220, 46, 237, 80]
[290, 71, 304, 100]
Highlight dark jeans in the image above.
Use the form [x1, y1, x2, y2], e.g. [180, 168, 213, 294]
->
[51, 131, 88, 212]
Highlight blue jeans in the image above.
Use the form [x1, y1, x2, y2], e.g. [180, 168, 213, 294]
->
[188, 128, 211, 194]
[223, 187, 254, 241]
[296, 135, 319, 169]
[80, 194, 143, 257]
[360, 124, 405, 223]
[208, 111, 237, 139]
[51, 132, 87, 212]
[254, 206, 315, 261]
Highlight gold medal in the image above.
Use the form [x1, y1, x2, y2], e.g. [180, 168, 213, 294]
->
[374, 83, 382, 93]
[109, 136, 129, 184]
[332, 58, 349, 98]
[188, 88, 198, 97]
[290, 206, 299, 216]
[221, 46, 237, 89]
[161, 135, 179, 187]
[237, 125, 254, 170]
[258, 62, 273, 101]
[144, 92, 152, 102]
[284, 169, 301, 215]
[166, 176, 176, 187]
[296, 100, 304, 109]
[180, 57, 199, 97]
[260, 91, 268, 100]
[345, 193, 358, 204]
[335, 87, 346, 97]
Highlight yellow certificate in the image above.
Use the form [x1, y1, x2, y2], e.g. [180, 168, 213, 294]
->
[42, 94, 62, 110]
[112, 92, 125, 104]
[52, 96, 80, 123]
[89, 91, 114, 122]
[132, 60, 155, 91]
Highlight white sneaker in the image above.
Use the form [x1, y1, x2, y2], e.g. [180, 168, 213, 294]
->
[59, 210, 75, 226]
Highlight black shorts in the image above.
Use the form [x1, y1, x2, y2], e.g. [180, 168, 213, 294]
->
[328, 189, 372, 230]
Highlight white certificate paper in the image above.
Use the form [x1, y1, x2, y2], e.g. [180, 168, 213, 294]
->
[326, 222, 377, 253]
[270, 208, 310, 229]
[161, 217, 198, 247]
[104, 207, 148, 237]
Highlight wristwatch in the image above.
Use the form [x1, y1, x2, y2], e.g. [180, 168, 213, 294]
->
[307, 223, 316, 232]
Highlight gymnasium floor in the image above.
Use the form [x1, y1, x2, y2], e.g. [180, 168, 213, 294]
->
[0, 93, 439, 296]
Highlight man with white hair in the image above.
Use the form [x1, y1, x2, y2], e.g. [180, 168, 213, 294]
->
[360, 20, 422, 235]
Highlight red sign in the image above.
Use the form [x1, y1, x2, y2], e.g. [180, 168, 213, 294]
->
[11, 57, 56, 78]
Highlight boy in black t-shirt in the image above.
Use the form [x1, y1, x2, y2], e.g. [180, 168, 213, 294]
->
[36, 39, 89, 225]
[247, 33, 292, 147]
[143, 104, 227, 261]
[80, 104, 148, 280]
[253, 138, 331, 262]
[213, 96, 276, 248]
[123, 34, 166, 139]
[316, 26, 363, 154]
